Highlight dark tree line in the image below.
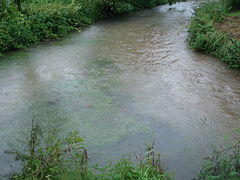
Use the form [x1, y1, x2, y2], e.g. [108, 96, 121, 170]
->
[0, 0, 21, 13]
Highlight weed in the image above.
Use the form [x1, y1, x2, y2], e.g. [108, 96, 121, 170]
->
[8, 121, 171, 180]
[188, 0, 240, 68]
[194, 142, 240, 180]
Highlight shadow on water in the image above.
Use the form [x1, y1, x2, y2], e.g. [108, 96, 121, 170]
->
[0, 1, 240, 180]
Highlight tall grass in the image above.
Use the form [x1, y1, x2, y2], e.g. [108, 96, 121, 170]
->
[5, 121, 240, 179]
[194, 143, 240, 180]
[8, 122, 172, 180]
[223, 0, 240, 11]
[188, 0, 240, 68]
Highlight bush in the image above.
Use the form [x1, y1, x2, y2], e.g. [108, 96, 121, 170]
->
[9, 128, 87, 180]
[0, 0, 10, 19]
[0, 0, 177, 55]
[188, 0, 240, 68]
[223, 0, 240, 11]
[221, 41, 240, 68]
[194, 145, 240, 180]
[97, 0, 134, 17]
[0, 13, 37, 52]
[0, 0, 98, 55]
[8, 122, 171, 180]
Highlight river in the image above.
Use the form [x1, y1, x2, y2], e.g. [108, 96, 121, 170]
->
[0, 1, 240, 180]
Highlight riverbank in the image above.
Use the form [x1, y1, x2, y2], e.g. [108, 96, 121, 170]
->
[9, 127, 172, 180]
[0, 0, 178, 56]
[9, 129, 240, 180]
[188, 0, 240, 68]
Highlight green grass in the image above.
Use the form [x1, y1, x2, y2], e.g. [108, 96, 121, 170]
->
[194, 145, 240, 180]
[188, 0, 240, 68]
[8, 123, 172, 180]
[6, 122, 240, 180]
[223, 0, 240, 11]
[228, 10, 240, 16]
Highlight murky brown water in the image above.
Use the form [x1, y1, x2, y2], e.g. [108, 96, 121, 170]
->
[0, 1, 240, 179]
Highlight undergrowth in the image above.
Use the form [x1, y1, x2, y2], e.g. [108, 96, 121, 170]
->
[193, 142, 240, 180]
[188, 0, 240, 68]
[7, 121, 172, 180]
[0, 0, 179, 56]
[4, 120, 240, 179]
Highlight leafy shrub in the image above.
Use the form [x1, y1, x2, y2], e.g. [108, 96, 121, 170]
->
[223, 0, 240, 11]
[0, 0, 176, 55]
[188, 0, 240, 68]
[97, 0, 175, 18]
[194, 145, 240, 180]
[8, 122, 171, 180]
[9, 126, 87, 180]
[221, 41, 240, 68]
[0, 0, 11, 19]
[0, 0, 95, 54]
[97, 0, 134, 17]
[0, 13, 37, 52]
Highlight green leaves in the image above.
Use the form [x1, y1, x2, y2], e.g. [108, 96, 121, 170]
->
[0, 0, 98, 55]
[223, 0, 240, 11]
[195, 145, 240, 180]
[10, 126, 171, 180]
[0, 0, 175, 55]
[97, 0, 172, 18]
[188, 0, 240, 68]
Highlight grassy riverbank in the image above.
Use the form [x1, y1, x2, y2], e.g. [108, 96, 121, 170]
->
[188, 0, 240, 68]
[0, 0, 179, 56]
[9, 128, 173, 180]
[8, 127, 240, 180]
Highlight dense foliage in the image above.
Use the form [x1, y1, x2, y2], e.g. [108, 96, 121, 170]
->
[9, 124, 172, 180]
[223, 0, 240, 11]
[0, 0, 99, 56]
[188, 0, 240, 68]
[97, 0, 179, 17]
[194, 145, 240, 180]
[8, 122, 240, 180]
[0, 0, 178, 56]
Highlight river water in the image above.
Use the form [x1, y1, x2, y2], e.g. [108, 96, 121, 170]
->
[0, 1, 240, 179]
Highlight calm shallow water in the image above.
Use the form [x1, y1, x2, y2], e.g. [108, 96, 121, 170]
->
[0, 1, 240, 179]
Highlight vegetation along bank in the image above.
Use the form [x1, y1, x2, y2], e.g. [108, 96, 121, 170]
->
[8, 126, 240, 180]
[0, 0, 179, 56]
[188, 0, 240, 68]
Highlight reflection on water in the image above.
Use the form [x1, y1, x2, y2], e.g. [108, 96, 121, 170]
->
[0, 1, 239, 179]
